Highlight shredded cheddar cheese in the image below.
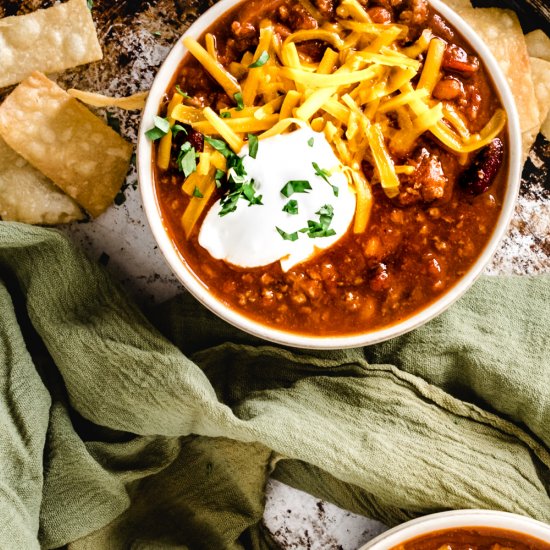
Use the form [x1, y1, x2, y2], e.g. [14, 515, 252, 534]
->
[169, 4, 508, 234]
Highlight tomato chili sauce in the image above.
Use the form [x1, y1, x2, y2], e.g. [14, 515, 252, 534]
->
[153, 0, 508, 337]
[390, 527, 550, 549]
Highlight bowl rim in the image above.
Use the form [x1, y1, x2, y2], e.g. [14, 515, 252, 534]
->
[137, 0, 522, 350]
[358, 510, 550, 549]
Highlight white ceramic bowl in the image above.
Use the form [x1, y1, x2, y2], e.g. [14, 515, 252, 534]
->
[359, 510, 550, 549]
[138, 0, 522, 349]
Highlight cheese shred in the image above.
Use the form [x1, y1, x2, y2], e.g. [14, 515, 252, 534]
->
[169, 4, 507, 236]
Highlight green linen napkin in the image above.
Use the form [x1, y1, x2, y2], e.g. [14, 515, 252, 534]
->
[0, 221, 549, 550]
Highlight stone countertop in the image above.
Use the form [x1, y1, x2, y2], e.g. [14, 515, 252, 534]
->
[2, 1, 549, 548]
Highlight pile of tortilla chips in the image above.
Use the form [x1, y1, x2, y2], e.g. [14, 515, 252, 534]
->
[0, 0, 133, 225]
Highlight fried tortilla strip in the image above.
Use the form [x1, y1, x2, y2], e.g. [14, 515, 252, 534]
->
[454, 7, 540, 133]
[0, 137, 83, 225]
[67, 89, 149, 110]
[0, 72, 132, 218]
[0, 0, 102, 89]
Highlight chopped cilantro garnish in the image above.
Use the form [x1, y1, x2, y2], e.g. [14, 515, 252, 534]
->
[249, 51, 269, 68]
[280, 180, 312, 198]
[175, 85, 190, 98]
[299, 204, 336, 238]
[282, 200, 299, 215]
[242, 182, 263, 205]
[193, 186, 204, 198]
[145, 116, 170, 141]
[177, 142, 197, 177]
[234, 92, 244, 111]
[152, 31, 162, 37]
[312, 162, 339, 197]
[307, 137, 314, 147]
[215, 169, 225, 181]
[172, 124, 187, 137]
[220, 111, 232, 118]
[218, 148, 263, 216]
[205, 136, 232, 158]
[276, 227, 299, 241]
[87, 0, 94, 9]
[248, 133, 259, 159]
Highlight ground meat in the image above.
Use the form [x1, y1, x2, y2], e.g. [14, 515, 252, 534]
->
[368, 6, 393, 23]
[231, 20, 256, 40]
[314, 0, 335, 18]
[278, 3, 318, 30]
[430, 13, 454, 41]
[237, 0, 287, 28]
[442, 44, 479, 75]
[433, 76, 465, 100]
[372, 0, 404, 9]
[458, 84, 482, 121]
[399, 0, 429, 27]
[397, 147, 448, 205]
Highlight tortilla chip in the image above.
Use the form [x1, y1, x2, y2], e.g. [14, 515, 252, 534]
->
[0, 72, 133, 218]
[542, 116, 550, 142]
[529, 57, 550, 143]
[0, 0, 102, 89]
[455, 8, 540, 133]
[443, 0, 473, 11]
[530, 58, 550, 120]
[525, 29, 550, 62]
[0, 137, 83, 225]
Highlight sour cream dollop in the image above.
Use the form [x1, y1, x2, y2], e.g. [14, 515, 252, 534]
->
[198, 128, 356, 271]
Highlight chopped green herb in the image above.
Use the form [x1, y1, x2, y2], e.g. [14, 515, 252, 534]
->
[307, 137, 314, 147]
[234, 92, 244, 111]
[312, 162, 339, 196]
[247, 133, 259, 159]
[87, 0, 93, 9]
[220, 111, 232, 119]
[242, 182, 263, 205]
[145, 116, 170, 141]
[193, 186, 204, 198]
[281, 180, 312, 198]
[175, 85, 190, 98]
[219, 151, 263, 216]
[205, 136, 232, 158]
[152, 31, 162, 37]
[276, 227, 299, 242]
[172, 125, 187, 137]
[177, 142, 197, 177]
[249, 51, 269, 68]
[282, 200, 299, 215]
[299, 204, 336, 238]
[215, 169, 225, 180]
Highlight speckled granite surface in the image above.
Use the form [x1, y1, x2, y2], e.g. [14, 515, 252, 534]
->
[1, 1, 549, 547]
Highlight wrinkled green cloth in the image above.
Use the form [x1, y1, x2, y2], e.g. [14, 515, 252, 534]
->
[0, 222, 549, 550]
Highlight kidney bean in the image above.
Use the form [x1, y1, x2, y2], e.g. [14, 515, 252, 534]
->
[442, 44, 479, 75]
[433, 76, 464, 100]
[460, 138, 504, 196]
[368, 6, 393, 23]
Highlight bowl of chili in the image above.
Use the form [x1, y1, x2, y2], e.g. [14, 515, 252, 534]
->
[138, 0, 522, 349]
[359, 509, 550, 549]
